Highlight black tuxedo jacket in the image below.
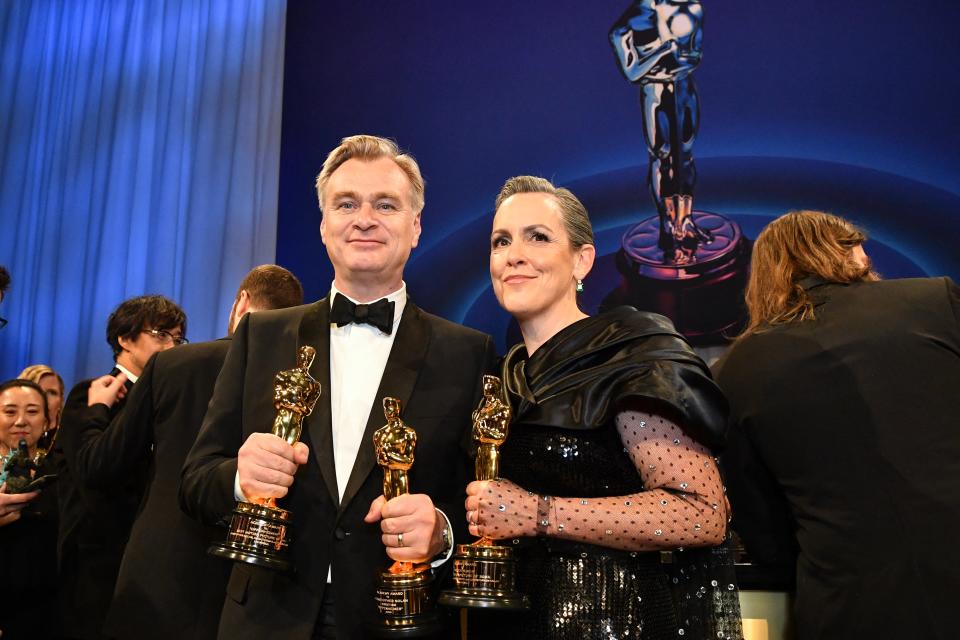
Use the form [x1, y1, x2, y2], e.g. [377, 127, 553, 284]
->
[57, 369, 140, 639]
[181, 297, 496, 640]
[715, 277, 960, 640]
[69, 339, 233, 639]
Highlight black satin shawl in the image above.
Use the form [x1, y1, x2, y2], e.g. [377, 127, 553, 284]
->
[500, 307, 729, 449]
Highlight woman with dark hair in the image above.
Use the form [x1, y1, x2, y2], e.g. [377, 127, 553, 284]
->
[462, 177, 742, 639]
[0, 378, 60, 639]
[0, 379, 50, 476]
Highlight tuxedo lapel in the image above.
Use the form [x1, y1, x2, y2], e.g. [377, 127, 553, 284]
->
[297, 297, 339, 504]
[338, 302, 431, 515]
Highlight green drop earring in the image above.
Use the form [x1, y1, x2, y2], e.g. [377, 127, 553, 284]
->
[576, 279, 584, 294]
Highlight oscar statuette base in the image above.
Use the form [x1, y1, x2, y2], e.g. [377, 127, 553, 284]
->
[607, 211, 751, 342]
[369, 564, 441, 638]
[438, 543, 530, 610]
[208, 500, 293, 572]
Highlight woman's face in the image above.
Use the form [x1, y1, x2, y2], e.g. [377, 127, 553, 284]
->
[490, 192, 589, 321]
[0, 386, 47, 452]
[38, 374, 62, 427]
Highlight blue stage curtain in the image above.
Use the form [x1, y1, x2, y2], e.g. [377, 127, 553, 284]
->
[0, 0, 286, 386]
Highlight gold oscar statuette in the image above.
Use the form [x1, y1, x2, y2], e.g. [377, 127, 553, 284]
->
[438, 375, 530, 610]
[209, 345, 321, 572]
[369, 397, 441, 637]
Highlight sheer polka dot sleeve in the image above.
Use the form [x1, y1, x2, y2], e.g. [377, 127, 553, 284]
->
[471, 410, 729, 551]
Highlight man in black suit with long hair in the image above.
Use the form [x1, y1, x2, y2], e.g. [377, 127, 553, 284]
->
[58, 294, 186, 639]
[69, 265, 303, 640]
[715, 210, 960, 640]
[181, 135, 496, 639]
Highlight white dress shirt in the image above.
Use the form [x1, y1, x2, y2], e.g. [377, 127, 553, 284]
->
[328, 282, 406, 500]
[114, 362, 139, 384]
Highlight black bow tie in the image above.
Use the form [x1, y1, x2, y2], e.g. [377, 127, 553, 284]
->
[330, 293, 395, 334]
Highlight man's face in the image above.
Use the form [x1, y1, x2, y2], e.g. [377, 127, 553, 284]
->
[851, 244, 869, 270]
[320, 157, 421, 297]
[117, 325, 184, 376]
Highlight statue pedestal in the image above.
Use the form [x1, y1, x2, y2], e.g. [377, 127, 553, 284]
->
[603, 211, 750, 343]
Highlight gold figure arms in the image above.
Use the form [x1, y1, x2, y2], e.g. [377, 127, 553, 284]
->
[472, 375, 510, 481]
[271, 346, 322, 445]
[373, 397, 417, 501]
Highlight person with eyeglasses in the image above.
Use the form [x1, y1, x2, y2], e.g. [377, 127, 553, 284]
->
[66, 265, 303, 640]
[55, 294, 186, 640]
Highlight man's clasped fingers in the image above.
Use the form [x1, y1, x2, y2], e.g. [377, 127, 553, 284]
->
[237, 433, 308, 499]
[368, 493, 440, 562]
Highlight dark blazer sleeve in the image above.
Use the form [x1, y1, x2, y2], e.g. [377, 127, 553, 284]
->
[714, 350, 797, 571]
[179, 317, 248, 526]
[70, 356, 157, 488]
[59, 380, 113, 482]
[720, 421, 798, 569]
[945, 277, 960, 328]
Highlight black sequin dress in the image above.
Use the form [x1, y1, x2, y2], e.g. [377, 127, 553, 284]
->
[469, 308, 743, 640]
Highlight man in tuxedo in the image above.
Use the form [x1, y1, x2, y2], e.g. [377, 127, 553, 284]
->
[715, 210, 960, 640]
[68, 265, 303, 640]
[57, 295, 186, 639]
[181, 135, 496, 640]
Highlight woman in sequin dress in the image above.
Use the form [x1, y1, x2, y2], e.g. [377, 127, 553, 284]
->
[463, 176, 743, 640]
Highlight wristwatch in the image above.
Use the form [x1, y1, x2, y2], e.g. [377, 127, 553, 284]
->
[440, 524, 452, 555]
[436, 508, 453, 556]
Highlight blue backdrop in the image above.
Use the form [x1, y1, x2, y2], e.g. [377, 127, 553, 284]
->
[0, 0, 287, 385]
[2, 1, 958, 383]
[276, 0, 960, 353]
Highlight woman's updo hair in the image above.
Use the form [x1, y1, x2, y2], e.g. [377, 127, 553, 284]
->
[494, 176, 594, 249]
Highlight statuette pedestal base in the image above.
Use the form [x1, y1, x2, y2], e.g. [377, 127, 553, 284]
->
[439, 543, 529, 610]
[208, 500, 293, 572]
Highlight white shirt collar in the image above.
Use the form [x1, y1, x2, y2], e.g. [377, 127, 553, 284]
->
[114, 362, 139, 384]
[329, 281, 407, 332]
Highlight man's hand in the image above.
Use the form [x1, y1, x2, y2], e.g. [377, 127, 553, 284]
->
[364, 493, 445, 563]
[237, 433, 309, 501]
[0, 483, 39, 527]
[87, 373, 128, 408]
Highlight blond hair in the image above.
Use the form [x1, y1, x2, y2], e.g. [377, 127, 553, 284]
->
[742, 210, 879, 336]
[18, 364, 64, 396]
[314, 135, 425, 214]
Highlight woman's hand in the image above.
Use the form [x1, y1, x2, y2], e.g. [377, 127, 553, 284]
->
[0, 483, 39, 526]
[464, 478, 538, 541]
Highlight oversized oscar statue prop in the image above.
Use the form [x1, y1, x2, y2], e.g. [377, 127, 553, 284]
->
[209, 345, 321, 572]
[438, 376, 530, 610]
[607, 0, 750, 340]
[370, 397, 441, 637]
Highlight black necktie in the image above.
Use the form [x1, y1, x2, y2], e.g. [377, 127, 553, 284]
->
[330, 293, 395, 335]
